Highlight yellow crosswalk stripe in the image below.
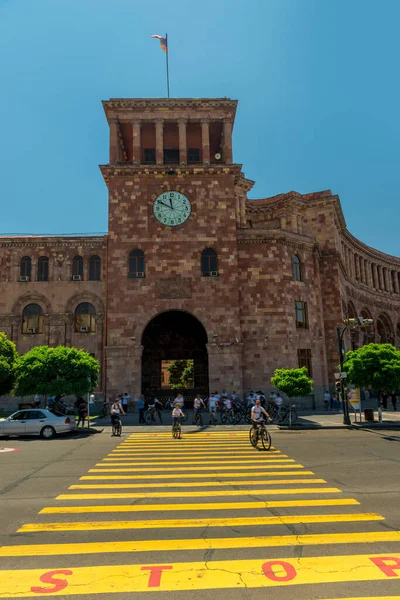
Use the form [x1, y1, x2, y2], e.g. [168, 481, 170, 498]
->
[17, 513, 383, 533]
[96, 459, 295, 466]
[2, 530, 399, 558]
[80, 470, 315, 480]
[89, 464, 305, 473]
[0, 553, 398, 596]
[57, 487, 341, 500]
[40, 499, 359, 514]
[70, 478, 327, 489]
[108, 450, 282, 456]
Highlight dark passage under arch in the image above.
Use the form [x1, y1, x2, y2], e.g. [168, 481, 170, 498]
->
[141, 311, 209, 399]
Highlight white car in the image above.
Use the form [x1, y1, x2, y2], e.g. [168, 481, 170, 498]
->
[0, 408, 76, 439]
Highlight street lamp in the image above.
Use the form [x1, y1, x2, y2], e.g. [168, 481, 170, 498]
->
[337, 317, 373, 425]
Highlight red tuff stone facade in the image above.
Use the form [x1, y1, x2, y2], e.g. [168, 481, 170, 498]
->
[1, 97, 399, 407]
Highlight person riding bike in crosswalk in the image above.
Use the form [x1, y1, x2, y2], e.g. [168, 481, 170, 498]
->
[251, 397, 270, 431]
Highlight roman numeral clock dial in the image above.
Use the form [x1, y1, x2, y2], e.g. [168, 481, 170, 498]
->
[153, 191, 191, 227]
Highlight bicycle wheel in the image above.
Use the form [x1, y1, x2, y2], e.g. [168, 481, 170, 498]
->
[116, 422, 122, 437]
[245, 409, 252, 424]
[182, 410, 188, 422]
[249, 427, 258, 447]
[227, 410, 236, 425]
[233, 410, 242, 424]
[172, 425, 179, 439]
[220, 410, 228, 424]
[261, 428, 271, 451]
[198, 413, 203, 426]
[289, 408, 298, 424]
[144, 412, 153, 425]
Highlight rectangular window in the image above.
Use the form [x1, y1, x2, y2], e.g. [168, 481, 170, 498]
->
[298, 349, 312, 377]
[187, 148, 200, 163]
[144, 148, 156, 163]
[295, 301, 308, 329]
[163, 149, 179, 164]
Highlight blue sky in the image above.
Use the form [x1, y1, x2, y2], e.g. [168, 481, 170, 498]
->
[0, 0, 399, 255]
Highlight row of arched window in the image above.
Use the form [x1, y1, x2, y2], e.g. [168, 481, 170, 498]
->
[20, 256, 101, 281]
[345, 302, 398, 349]
[342, 243, 400, 294]
[22, 303, 97, 334]
[128, 248, 219, 278]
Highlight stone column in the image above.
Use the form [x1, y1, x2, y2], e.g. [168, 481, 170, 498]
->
[393, 270, 400, 294]
[155, 119, 164, 165]
[178, 119, 187, 164]
[223, 119, 233, 164]
[280, 216, 287, 229]
[384, 267, 390, 292]
[377, 265, 382, 290]
[201, 119, 210, 164]
[109, 119, 120, 163]
[291, 213, 298, 233]
[132, 120, 141, 164]
[372, 263, 377, 288]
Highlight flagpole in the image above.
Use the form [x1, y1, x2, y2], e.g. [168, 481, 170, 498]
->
[165, 33, 170, 98]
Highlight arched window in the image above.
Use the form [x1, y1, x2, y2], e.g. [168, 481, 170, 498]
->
[72, 255, 83, 280]
[22, 304, 43, 334]
[293, 255, 302, 281]
[20, 256, 31, 280]
[129, 249, 145, 278]
[37, 256, 49, 282]
[75, 302, 96, 333]
[361, 309, 375, 344]
[89, 255, 101, 281]
[376, 314, 394, 345]
[201, 248, 218, 276]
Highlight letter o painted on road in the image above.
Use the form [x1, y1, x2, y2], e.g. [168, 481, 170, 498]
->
[262, 560, 297, 582]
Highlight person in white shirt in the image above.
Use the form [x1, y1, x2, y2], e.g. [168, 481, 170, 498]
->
[247, 392, 256, 407]
[223, 397, 233, 410]
[208, 393, 217, 425]
[251, 398, 270, 429]
[172, 403, 184, 439]
[221, 389, 228, 399]
[231, 391, 238, 403]
[275, 394, 283, 408]
[192, 395, 206, 423]
[175, 393, 184, 408]
[324, 390, 331, 411]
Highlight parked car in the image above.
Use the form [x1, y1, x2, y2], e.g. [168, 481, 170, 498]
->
[0, 409, 76, 439]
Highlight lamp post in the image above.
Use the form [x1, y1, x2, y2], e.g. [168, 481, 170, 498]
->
[336, 317, 373, 426]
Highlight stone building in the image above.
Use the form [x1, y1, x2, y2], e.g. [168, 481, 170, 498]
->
[1, 97, 399, 406]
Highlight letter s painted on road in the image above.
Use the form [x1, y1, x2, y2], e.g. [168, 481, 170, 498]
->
[31, 570, 73, 594]
[262, 560, 297, 582]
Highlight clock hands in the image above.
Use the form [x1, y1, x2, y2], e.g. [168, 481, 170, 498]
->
[169, 197, 173, 210]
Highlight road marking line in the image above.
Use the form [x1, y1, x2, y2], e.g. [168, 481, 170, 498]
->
[40, 499, 359, 514]
[96, 459, 295, 466]
[1, 531, 400, 558]
[1, 552, 398, 596]
[18, 512, 381, 533]
[80, 470, 315, 480]
[88, 464, 305, 473]
[70, 478, 327, 489]
[2, 531, 399, 558]
[57, 487, 341, 500]
[108, 451, 282, 456]
[0, 552, 399, 596]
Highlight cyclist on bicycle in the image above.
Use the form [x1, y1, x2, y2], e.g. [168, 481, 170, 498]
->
[192, 395, 205, 423]
[172, 402, 185, 438]
[110, 397, 125, 434]
[251, 398, 270, 430]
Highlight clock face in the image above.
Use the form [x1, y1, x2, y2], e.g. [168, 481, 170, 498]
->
[153, 191, 191, 227]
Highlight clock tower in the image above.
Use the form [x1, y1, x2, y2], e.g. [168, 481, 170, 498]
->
[101, 98, 253, 399]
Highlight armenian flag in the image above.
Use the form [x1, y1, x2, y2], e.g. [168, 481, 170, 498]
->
[151, 34, 167, 53]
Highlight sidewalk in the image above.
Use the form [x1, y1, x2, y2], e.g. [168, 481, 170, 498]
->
[92, 408, 400, 432]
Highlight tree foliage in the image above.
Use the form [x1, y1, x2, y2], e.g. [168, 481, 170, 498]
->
[0, 332, 18, 396]
[167, 359, 194, 390]
[270, 367, 313, 398]
[14, 346, 100, 398]
[343, 343, 400, 393]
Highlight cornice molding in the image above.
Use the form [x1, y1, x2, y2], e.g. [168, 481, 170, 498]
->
[100, 163, 243, 183]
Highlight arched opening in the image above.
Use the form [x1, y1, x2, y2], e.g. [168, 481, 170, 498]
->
[141, 310, 209, 399]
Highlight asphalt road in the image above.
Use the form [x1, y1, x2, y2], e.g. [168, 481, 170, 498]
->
[0, 426, 399, 599]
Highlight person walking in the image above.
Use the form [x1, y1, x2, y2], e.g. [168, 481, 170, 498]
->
[381, 392, 388, 410]
[175, 393, 184, 408]
[137, 395, 145, 424]
[153, 396, 164, 423]
[390, 391, 397, 411]
[76, 397, 87, 428]
[324, 390, 331, 411]
[208, 393, 217, 425]
[122, 393, 129, 414]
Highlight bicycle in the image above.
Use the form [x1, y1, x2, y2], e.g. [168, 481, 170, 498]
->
[272, 405, 297, 424]
[99, 401, 108, 419]
[208, 410, 218, 426]
[249, 420, 271, 450]
[111, 416, 122, 437]
[172, 418, 182, 439]
[220, 408, 236, 424]
[193, 409, 203, 426]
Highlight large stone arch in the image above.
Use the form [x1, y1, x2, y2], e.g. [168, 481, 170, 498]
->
[376, 313, 394, 344]
[135, 305, 212, 344]
[140, 309, 209, 398]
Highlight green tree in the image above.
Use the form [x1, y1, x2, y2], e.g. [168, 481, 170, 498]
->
[271, 367, 313, 426]
[167, 359, 194, 389]
[14, 346, 99, 399]
[343, 343, 400, 398]
[0, 332, 18, 396]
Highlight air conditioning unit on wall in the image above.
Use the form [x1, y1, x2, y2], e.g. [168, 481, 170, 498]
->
[19, 276, 29, 282]
[136, 272, 145, 278]
[80, 326, 90, 333]
[210, 271, 218, 277]
[27, 328, 36, 334]
[73, 275, 82, 281]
